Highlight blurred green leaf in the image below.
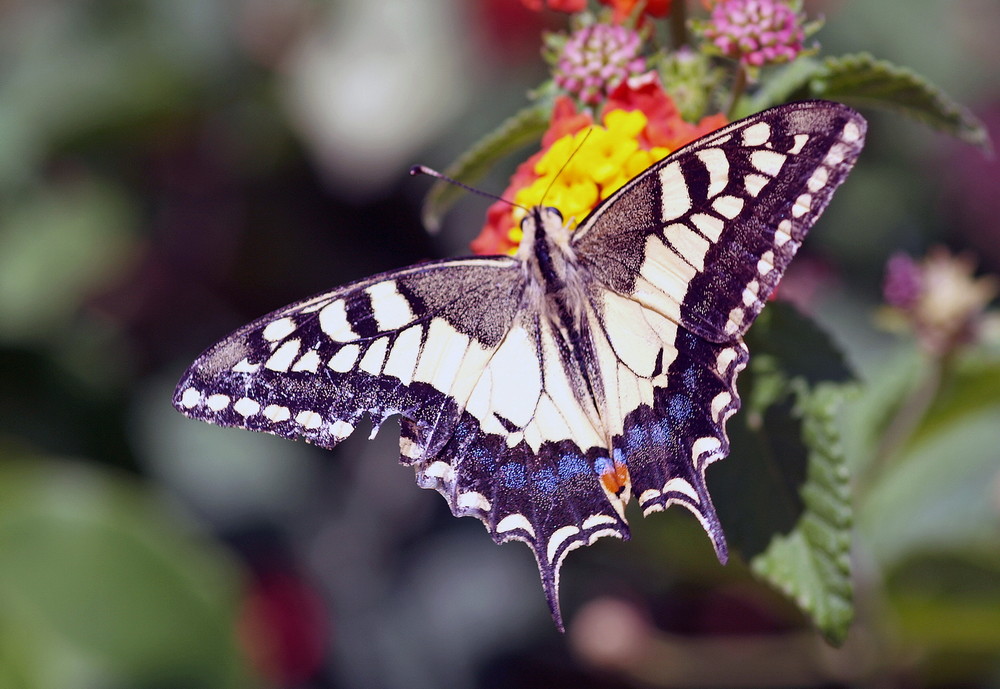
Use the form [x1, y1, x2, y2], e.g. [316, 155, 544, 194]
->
[858, 393, 1000, 571]
[794, 52, 990, 150]
[886, 553, 1000, 654]
[420, 104, 549, 232]
[738, 57, 824, 117]
[0, 177, 136, 342]
[909, 356, 1000, 447]
[0, 449, 253, 689]
[715, 304, 854, 644]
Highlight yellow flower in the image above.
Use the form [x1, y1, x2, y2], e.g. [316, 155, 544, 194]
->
[505, 108, 673, 250]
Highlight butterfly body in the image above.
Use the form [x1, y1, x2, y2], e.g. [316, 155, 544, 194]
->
[174, 101, 866, 628]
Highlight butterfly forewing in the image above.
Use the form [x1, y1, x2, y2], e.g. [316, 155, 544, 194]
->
[174, 100, 866, 629]
[573, 100, 867, 341]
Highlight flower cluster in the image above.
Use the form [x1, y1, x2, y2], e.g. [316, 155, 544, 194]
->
[700, 0, 806, 68]
[553, 24, 647, 105]
[882, 248, 999, 355]
[472, 77, 726, 255]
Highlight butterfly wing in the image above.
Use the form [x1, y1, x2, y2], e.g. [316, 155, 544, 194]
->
[572, 101, 866, 550]
[174, 256, 628, 627]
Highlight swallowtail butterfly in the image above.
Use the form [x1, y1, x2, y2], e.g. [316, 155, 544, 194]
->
[174, 100, 865, 628]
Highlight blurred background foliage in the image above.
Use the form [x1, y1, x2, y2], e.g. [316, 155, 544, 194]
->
[0, 0, 998, 687]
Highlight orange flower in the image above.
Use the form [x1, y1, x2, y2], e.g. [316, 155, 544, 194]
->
[521, 0, 587, 12]
[471, 80, 726, 255]
[599, 0, 673, 23]
[603, 73, 728, 149]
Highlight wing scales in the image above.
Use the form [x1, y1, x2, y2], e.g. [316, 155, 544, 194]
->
[175, 101, 867, 629]
[573, 100, 867, 342]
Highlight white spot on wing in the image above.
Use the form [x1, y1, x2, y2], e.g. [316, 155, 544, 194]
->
[792, 193, 812, 218]
[262, 317, 296, 342]
[180, 387, 200, 408]
[496, 513, 535, 538]
[383, 326, 423, 385]
[263, 405, 291, 422]
[319, 300, 356, 342]
[662, 476, 699, 500]
[807, 167, 828, 192]
[842, 121, 862, 143]
[692, 436, 722, 459]
[232, 358, 260, 373]
[750, 150, 786, 176]
[825, 143, 847, 166]
[234, 397, 261, 417]
[207, 394, 230, 411]
[424, 460, 455, 483]
[659, 161, 691, 222]
[582, 514, 618, 530]
[711, 391, 732, 421]
[757, 250, 775, 276]
[789, 133, 809, 154]
[712, 195, 744, 220]
[330, 420, 354, 439]
[547, 525, 581, 563]
[775, 219, 793, 246]
[366, 281, 413, 331]
[359, 337, 389, 375]
[665, 223, 711, 271]
[457, 491, 491, 512]
[291, 349, 322, 373]
[690, 213, 724, 241]
[741, 121, 771, 146]
[400, 437, 422, 459]
[328, 344, 360, 373]
[696, 148, 729, 198]
[265, 339, 301, 372]
[295, 410, 322, 429]
[744, 173, 769, 197]
[716, 347, 739, 374]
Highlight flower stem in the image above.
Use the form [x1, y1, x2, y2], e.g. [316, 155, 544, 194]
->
[669, 0, 689, 48]
[726, 63, 747, 119]
[865, 352, 951, 488]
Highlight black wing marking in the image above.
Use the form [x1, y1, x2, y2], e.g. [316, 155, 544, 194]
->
[572, 100, 867, 342]
[574, 100, 865, 563]
[173, 256, 628, 628]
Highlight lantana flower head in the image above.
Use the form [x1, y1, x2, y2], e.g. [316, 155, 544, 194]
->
[471, 77, 726, 255]
[554, 23, 648, 106]
[882, 247, 999, 355]
[700, 0, 806, 68]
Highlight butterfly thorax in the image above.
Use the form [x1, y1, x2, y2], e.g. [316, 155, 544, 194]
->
[517, 205, 608, 418]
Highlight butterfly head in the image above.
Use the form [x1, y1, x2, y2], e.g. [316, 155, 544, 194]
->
[516, 205, 575, 261]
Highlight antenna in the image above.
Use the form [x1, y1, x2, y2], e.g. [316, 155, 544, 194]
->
[539, 128, 593, 207]
[410, 165, 526, 211]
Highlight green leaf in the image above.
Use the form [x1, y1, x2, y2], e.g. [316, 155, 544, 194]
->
[738, 57, 824, 117]
[713, 304, 855, 644]
[420, 104, 550, 232]
[795, 52, 990, 150]
[0, 450, 253, 689]
[0, 176, 136, 342]
[909, 356, 1000, 447]
[749, 384, 854, 646]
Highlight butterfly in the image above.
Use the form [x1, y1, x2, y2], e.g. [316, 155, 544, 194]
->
[174, 100, 866, 629]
